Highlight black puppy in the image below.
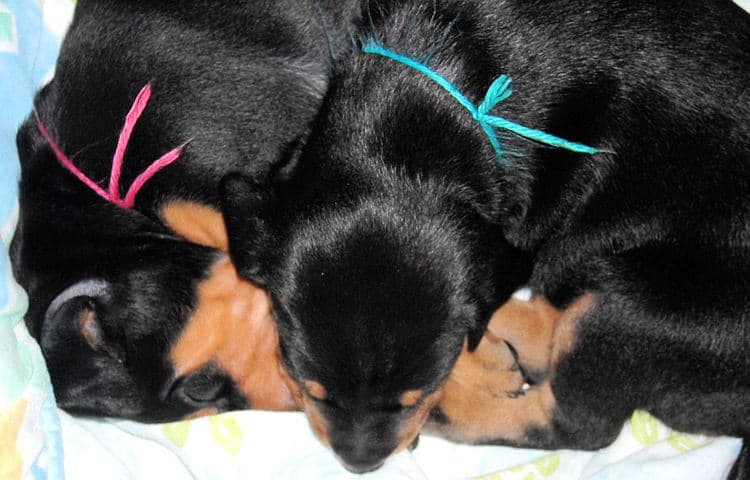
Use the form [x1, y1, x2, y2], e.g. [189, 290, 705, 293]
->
[221, 0, 750, 474]
[11, 0, 359, 422]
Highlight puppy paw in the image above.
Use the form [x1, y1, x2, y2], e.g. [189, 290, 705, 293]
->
[447, 331, 526, 402]
[485, 296, 561, 382]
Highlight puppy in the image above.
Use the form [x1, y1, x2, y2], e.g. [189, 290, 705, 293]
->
[220, 0, 750, 473]
[10, 0, 359, 421]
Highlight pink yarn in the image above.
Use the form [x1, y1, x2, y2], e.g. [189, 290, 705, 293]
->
[34, 84, 188, 209]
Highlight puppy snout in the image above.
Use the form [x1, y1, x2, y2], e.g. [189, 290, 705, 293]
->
[334, 442, 391, 474]
[339, 455, 386, 474]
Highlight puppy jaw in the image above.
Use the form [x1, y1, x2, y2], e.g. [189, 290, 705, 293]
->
[282, 374, 331, 447]
[394, 388, 444, 453]
[282, 372, 445, 463]
[163, 202, 296, 411]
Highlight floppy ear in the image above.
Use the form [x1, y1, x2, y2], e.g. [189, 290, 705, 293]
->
[219, 173, 272, 286]
[40, 279, 124, 362]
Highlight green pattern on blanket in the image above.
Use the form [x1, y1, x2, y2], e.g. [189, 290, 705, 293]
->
[632, 410, 660, 446]
[209, 415, 243, 455]
[163, 421, 192, 448]
[0, 11, 13, 43]
[163, 415, 244, 455]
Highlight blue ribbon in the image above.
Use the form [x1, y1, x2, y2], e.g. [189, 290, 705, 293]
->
[362, 40, 599, 165]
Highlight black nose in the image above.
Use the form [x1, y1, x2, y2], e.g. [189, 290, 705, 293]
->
[335, 444, 391, 474]
[340, 457, 385, 474]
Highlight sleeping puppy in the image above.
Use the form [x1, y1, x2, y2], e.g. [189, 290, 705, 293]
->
[10, 0, 360, 422]
[220, 0, 750, 473]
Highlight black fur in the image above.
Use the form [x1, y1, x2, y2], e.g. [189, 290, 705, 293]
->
[11, 0, 359, 422]
[221, 0, 750, 473]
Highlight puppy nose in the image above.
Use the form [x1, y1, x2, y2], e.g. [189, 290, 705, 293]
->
[340, 456, 385, 474]
[335, 445, 390, 474]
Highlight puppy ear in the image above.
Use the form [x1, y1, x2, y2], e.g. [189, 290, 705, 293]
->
[16, 116, 43, 164]
[161, 202, 229, 252]
[40, 279, 123, 361]
[219, 173, 271, 285]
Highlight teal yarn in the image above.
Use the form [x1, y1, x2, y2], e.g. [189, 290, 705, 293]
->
[361, 40, 599, 165]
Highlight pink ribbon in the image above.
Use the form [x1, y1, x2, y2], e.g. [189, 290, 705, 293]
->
[34, 84, 188, 209]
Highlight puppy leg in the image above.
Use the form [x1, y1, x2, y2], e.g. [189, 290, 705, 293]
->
[427, 294, 619, 449]
[484, 296, 561, 381]
[427, 297, 559, 441]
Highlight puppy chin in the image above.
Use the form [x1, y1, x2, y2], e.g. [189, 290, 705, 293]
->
[338, 457, 385, 474]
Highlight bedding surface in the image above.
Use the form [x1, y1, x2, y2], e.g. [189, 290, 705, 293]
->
[1, 1, 745, 479]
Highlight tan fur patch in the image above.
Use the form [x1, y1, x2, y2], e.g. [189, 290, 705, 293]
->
[183, 407, 220, 420]
[428, 293, 596, 443]
[431, 379, 556, 443]
[484, 297, 561, 373]
[78, 308, 104, 351]
[161, 201, 296, 411]
[303, 396, 331, 447]
[284, 376, 331, 447]
[399, 390, 423, 407]
[551, 293, 595, 366]
[161, 202, 229, 252]
[305, 380, 328, 400]
[169, 258, 296, 411]
[395, 389, 444, 452]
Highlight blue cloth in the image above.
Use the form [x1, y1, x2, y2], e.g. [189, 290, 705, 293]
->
[1, 1, 65, 479]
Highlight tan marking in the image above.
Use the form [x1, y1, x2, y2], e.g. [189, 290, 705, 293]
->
[428, 380, 555, 443]
[282, 369, 305, 408]
[550, 293, 595, 366]
[399, 390, 423, 408]
[303, 395, 331, 447]
[282, 369, 339, 448]
[283, 374, 331, 447]
[161, 202, 229, 251]
[305, 380, 327, 400]
[395, 389, 443, 452]
[183, 407, 219, 420]
[428, 293, 596, 443]
[78, 308, 104, 351]
[484, 297, 561, 373]
[448, 335, 525, 402]
[169, 258, 297, 411]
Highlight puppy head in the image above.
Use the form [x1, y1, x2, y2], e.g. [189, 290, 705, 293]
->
[12, 114, 290, 420]
[221, 174, 506, 472]
[10, 0, 332, 416]
[11, 177, 248, 421]
[282, 234, 469, 472]
[27, 255, 251, 421]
